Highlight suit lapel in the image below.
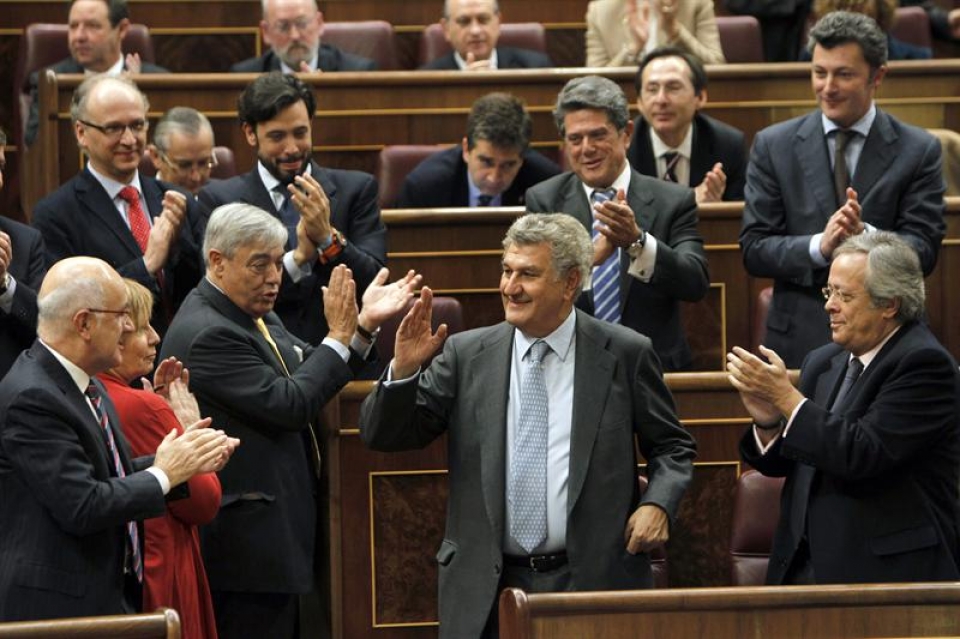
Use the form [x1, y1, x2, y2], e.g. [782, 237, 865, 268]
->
[632, 120, 659, 179]
[816, 349, 850, 410]
[851, 109, 897, 200]
[197, 279, 285, 374]
[75, 170, 142, 258]
[794, 112, 837, 217]
[567, 313, 617, 513]
[243, 169, 283, 216]
[689, 116, 712, 187]
[620, 170, 657, 301]
[561, 176, 592, 230]
[475, 324, 513, 541]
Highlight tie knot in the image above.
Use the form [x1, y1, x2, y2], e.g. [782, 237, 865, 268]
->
[591, 188, 616, 204]
[118, 185, 139, 205]
[527, 340, 550, 365]
[847, 357, 864, 377]
[477, 194, 493, 207]
[85, 382, 101, 403]
[835, 129, 853, 151]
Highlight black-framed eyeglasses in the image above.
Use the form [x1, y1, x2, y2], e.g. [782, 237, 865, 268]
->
[78, 119, 148, 139]
[271, 17, 313, 35]
[160, 152, 217, 173]
[86, 307, 132, 320]
[821, 286, 857, 303]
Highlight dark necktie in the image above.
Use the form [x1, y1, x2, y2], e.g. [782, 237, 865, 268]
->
[85, 382, 143, 582]
[275, 186, 299, 250]
[477, 194, 493, 207]
[833, 129, 853, 207]
[662, 151, 680, 183]
[590, 188, 621, 324]
[508, 339, 551, 553]
[830, 357, 864, 411]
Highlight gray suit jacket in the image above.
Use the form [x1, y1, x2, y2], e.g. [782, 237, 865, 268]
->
[525, 170, 709, 371]
[740, 109, 945, 368]
[359, 311, 696, 639]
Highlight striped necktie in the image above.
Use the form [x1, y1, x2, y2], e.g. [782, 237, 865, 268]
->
[590, 188, 621, 324]
[662, 151, 681, 183]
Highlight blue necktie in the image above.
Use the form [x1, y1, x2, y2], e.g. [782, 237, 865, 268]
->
[86, 383, 143, 583]
[276, 187, 299, 250]
[830, 357, 863, 411]
[509, 340, 551, 553]
[590, 188, 622, 324]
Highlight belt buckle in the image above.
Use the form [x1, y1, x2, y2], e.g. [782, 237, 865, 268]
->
[528, 555, 546, 571]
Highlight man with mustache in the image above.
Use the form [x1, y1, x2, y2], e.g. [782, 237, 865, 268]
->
[198, 72, 386, 345]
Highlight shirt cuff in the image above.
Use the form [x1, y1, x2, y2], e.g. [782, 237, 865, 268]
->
[350, 332, 374, 360]
[384, 362, 420, 386]
[145, 466, 171, 495]
[808, 234, 830, 267]
[283, 250, 314, 283]
[322, 336, 351, 363]
[626, 234, 658, 282]
[0, 275, 16, 314]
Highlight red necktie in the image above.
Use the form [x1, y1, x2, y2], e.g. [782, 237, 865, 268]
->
[118, 186, 151, 254]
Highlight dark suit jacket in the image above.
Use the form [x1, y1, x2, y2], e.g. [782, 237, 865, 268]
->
[419, 45, 552, 69]
[31, 169, 205, 336]
[159, 278, 367, 593]
[229, 44, 377, 72]
[198, 161, 387, 345]
[740, 109, 945, 367]
[396, 146, 561, 208]
[627, 113, 747, 201]
[0, 343, 166, 621]
[525, 170, 709, 371]
[0, 218, 46, 379]
[25, 57, 168, 146]
[741, 321, 960, 584]
[360, 311, 696, 639]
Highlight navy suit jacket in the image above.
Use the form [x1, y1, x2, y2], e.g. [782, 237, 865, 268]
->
[230, 45, 377, 72]
[0, 218, 46, 379]
[360, 311, 695, 639]
[740, 109, 945, 367]
[396, 146, 561, 208]
[31, 169, 205, 336]
[526, 170, 709, 371]
[627, 112, 746, 201]
[0, 343, 166, 620]
[25, 57, 168, 146]
[419, 45, 552, 69]
[197, 162, 387, 345]
[741, 321, 960, 584]
[159, 278, 368, 593]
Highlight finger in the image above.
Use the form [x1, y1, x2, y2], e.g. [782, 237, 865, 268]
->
[758, 345, 787, 370]
[185, 417, 213, 432]
[370, 267, 390, 288]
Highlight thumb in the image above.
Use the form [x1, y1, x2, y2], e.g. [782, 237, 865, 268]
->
[141, 377, 154, 393]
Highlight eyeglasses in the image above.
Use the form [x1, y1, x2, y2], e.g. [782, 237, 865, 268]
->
[78, 119, 148, 139]
[85, 307, 133, 324]
[160, 152, 217, 173]
[821, 286, 857, 303]
[271, 17, 314, 35]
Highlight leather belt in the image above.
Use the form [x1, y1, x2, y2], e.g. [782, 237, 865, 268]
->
[503, 551, 568, 573]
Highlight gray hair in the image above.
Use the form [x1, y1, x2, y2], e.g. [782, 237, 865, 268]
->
[153, 107, 214, 153]
[834, 231, 925, 323]
[37, 274, 107, 337]
[203, 203, 287, 267]
[807, 10, 888, 70]
[553, 75, 630, 138]
[443, 0, 499, 19]
[503, 213, 593, 293]
[70, 74, 149, 125]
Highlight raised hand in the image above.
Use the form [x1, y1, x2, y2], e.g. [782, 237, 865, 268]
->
[695, 162, 727, 203]
[592, 188, 643, 248]
[819, 187, 863, 260]
[358, 268, 423, 332]
[391, 286, 448, 379]
[290, 173, 332, 244]
[322, 264, 358, 346]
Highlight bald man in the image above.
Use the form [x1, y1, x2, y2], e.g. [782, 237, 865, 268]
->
[0, 257, 234, 621]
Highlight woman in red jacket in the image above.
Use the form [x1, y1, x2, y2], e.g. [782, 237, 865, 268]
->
[98, 279, 221, 639]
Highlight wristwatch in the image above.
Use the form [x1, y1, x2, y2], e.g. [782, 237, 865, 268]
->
[319, 229, 346, 264]
[627, 229, 647, 257]
[0, 273, 10, 295]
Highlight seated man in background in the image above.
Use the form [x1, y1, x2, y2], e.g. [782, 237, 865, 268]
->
[526, 75, 709, 372]
[629, 47, 746, 202]
[32, 75, 205, 337]
[804, 0, 931, 60]
[147, 107, 218, 197]
[585, 0, 725, 67]
[421, 0, 553, 70]
[0, 128, 47, 379]
[198, 72, 386, 345]
[231, 0, 377, 73]
[728, 232, 960, 585]
[397, 92, 560, 208]
[25, 0, 168, 146]
[739, 11, 944, 368]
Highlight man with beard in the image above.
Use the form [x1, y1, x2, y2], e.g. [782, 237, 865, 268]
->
[198, 72, 386, 345]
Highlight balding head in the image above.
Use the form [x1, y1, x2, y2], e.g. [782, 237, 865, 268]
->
[38, 257, 134, 375]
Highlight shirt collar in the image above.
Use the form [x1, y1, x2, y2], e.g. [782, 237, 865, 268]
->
[580, 160, 632, 203]
[453, 48, 499, 69]
[85, 56, 124, 76]
[258, 161, 313, 196]
[513, 308, 577, 363]
[466, 171, 501, 207]
[648, 121, 694, 160]
[822, 103, 876, 139]
[38, 339, 91, 394]
[87, 163, 144, 202]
